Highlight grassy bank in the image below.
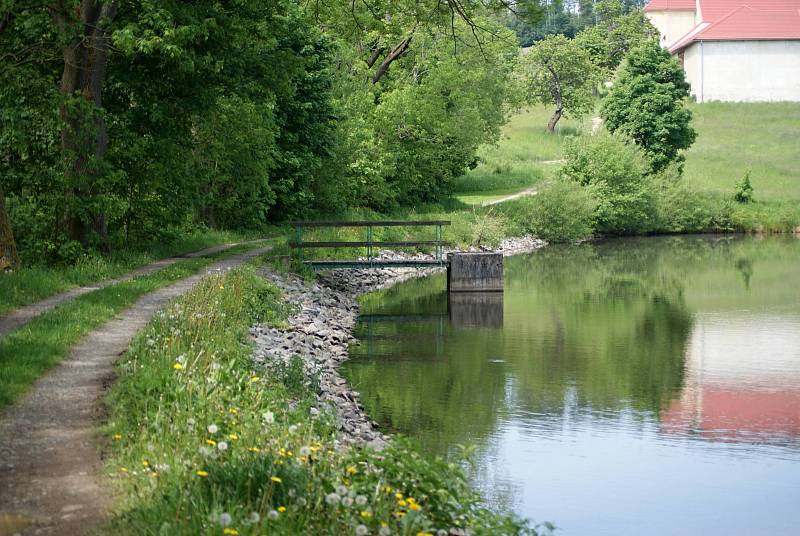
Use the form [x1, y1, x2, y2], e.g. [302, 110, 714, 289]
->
[0, 244, 262, 408]
[102, 266, 537, 535]
[0, 229, 266, 317]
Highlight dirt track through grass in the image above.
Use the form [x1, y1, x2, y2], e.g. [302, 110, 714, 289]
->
[0, 246, 270, 536]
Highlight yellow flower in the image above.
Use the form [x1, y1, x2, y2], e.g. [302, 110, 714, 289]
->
[397, 499, 407, 507]
[196, 470, 209, 477]
[112, 434, 122, 441]
[248, 447, 260, 453]
[270, 476, 282, 483]
[222, 529, 238, 535]
[250, 376, 260, 382]
[142, 460, 150, 467]
[228, 433, 239, 441]
[416, 533, 433, 536]
[277, 506, 286, 513]
[382, 485, 392, 493]
[206, 439, 217, 446]
[395, 492, 403, 500]
[381, 522, 389, 528]
[150, 472, 159, 478]
[394, 511, 405, 518]
[120, 467, 128, 473]
[360, 511, 372, 518]
[173, 363, 184, 370]
[409, 503, 421, 511]
[346, 465, 358, 475]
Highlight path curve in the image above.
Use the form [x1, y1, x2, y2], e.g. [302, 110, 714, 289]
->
[0, 246, 271, 536]
[0, 239, 266, 337]
[481, 185, 541, 207]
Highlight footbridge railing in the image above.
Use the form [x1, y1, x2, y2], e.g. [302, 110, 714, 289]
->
[289, 220, 450, 270]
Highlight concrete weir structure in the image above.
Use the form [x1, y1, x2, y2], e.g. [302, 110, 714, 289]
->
[446, 252, 504, 292]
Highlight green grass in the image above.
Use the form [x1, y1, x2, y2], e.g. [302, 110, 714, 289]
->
[684, 102, 800, 202]
[102, 267, 537, 535]
[0, 229, 269, 317]
[452, 106, 589, 205]
[0, 243, 264, 409]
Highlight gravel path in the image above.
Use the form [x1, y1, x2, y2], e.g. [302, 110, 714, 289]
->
[0, 240, 266, 337]
[481, 185, 541, 206]
[0, 246, 271, 536]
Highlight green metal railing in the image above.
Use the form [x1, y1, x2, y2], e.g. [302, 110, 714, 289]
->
[289, 220, 451, 270]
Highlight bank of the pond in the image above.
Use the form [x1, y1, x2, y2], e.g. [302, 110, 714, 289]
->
[104, 260, 544, 535]
[252, 235, 546, 449]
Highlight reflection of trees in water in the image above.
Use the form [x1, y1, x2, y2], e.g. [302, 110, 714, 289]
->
[343, 235, 800, 457]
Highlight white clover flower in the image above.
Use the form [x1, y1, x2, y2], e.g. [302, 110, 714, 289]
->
[336, 484, 348, 496]
[379, 528, 391, 536]
[355, 524, 369, 536]
[207, 424, 218, 434]
[218, 512, 232, 527]
[355, 495, 367, 506]
[299, 446, 311, 457]
[325, 493, 341, 505]
[262, 411, 275, 424]
[249, 512, 261, 523]
[288, 424, 298, 434]
[217, 441, 228, 451]
[267, 509, 279, 521]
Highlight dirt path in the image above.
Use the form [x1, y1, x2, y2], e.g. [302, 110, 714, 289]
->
[481, 185, 542, 207]
[0, 246, 271, 536]
[0, 240, 266, 337]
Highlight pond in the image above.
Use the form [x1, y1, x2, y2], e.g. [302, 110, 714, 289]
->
[341, 236, 800, 536]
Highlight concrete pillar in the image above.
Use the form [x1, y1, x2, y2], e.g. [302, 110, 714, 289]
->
[446, 252, 503, 292]
[448, 292, 503, 328]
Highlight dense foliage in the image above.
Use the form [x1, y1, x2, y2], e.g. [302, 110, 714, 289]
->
[601, 40, 697, 172]
[1, 1, 526, 265]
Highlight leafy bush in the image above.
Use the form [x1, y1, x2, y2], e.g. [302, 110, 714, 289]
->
[560, 135, 656, 235]
[507, 180, 597, 243]
[734, 171, 755, 203]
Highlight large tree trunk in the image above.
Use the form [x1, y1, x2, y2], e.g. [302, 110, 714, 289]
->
[53, 0, 117, 254]
[0, 185, 20, 271]
[547, 103, 563, 133]
[546, 63, 564, 133]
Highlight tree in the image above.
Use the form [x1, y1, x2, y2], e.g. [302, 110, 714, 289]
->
[0, 185, 20, 271]
[520, 34, 599, 132]
[601, 40, 696, 172]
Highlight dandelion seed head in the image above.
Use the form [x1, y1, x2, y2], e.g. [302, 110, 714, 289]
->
[267, 510, 279, 521]
[288, 424, 298, 434]
[262, 411, 275, 424]
[218, 512, 232, 527]
[208, 424, 219, 434]
[342, 496, 354, 507]
[325, 493, 341, 505]
[217, 441, 228, 451]
[355, 525, 369, 536]
[336, 484, 348, 496]
[379, 528, 391, 536]
[299, 446, 311, 457]
[356, 495, 367, 506]
[248, 512, 260, 523]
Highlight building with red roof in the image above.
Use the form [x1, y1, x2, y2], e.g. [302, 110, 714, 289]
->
[644, 0, 800, 101]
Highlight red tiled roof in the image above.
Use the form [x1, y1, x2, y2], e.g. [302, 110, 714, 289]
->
[644, 0, 696, 11]
[665, 0, 800, 52]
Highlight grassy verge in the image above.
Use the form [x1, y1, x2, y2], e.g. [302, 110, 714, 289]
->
[0, 228, 272, 316]
[0, 243, 263, 409]
[451, 107, 584, 205]
[102, 267, 537, 535]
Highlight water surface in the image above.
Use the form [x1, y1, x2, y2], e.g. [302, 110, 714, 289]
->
[342, 236, 800, 535]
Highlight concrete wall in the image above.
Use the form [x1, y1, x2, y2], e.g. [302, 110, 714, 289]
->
[447, 253, 503, 292]
[683, 40, 800, 102]
[647, 10, 697, 48]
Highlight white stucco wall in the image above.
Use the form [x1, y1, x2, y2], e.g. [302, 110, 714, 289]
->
[682, 40, 800, 102]
[646, 10, 697, 48]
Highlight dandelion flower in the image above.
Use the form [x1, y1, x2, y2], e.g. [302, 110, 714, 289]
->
[218, 512, 232, 526]
[206, 439, 217, 446]
[217, 441, 228, 451]
[336, 484, 348, 496]
[228, 433, 238, 441]
[360, 511, 372, 518]
[173, 363, 184, 370]
[325, 493, 341, 505]
[355, 525, 369, 536]
[112, 434, 122, 441]
[271, 476, 282, 483]
[267, 510, 279, 521]
[356, 495, 367, 506]
[248, 512, 260, 523]
[299, 446, 311, 457]
[222, 530, 238, 536]
[208, 424, 219, 434]
[196, 470, 209, 477]
[342, 496, 354, 507]
[346, 465, 358, 475]
[277, 506, 286, 513]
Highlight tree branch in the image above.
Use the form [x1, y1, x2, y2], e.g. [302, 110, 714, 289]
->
[371, 34, 413, 84]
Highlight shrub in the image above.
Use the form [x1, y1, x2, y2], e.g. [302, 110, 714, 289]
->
[509, 180, 597, 243]
[560, 134, 656, 235]
[734, 171, 755, 203]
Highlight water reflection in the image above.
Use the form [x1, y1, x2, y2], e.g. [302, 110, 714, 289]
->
[343, 236, 800, 535]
